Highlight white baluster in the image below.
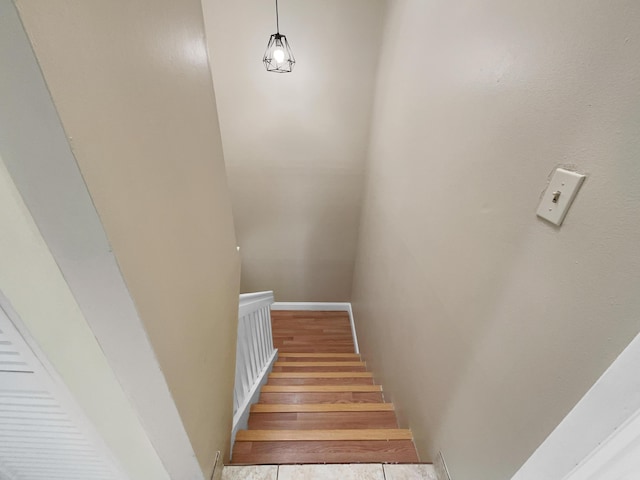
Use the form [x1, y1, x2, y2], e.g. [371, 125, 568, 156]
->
[239, 315, 253, 397]
[260, 307, 272, 359]
[256, 310, 267, 370]
[267, 306, 274, 353]
[233, 291, 276, 435]
[252, 312, 262, 376]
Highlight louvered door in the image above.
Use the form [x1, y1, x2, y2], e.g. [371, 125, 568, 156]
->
[0, 305, 125, 480]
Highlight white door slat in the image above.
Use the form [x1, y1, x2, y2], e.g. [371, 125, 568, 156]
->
[0, 307, 122, 479]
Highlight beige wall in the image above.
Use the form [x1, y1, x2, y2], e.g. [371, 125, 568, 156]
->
[351, 1, 640, 479]
[0, 155, 170, 480]
[203, 0, 386, 301]
[16, 0, 240, 474]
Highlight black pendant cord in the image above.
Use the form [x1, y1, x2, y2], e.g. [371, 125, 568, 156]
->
[275, 0, 280, 33]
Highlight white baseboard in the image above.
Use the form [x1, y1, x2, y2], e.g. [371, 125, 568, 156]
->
[434, 451, 452, 480]
[270, 302, 360, 354]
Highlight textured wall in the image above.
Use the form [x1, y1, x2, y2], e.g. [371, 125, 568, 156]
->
[351, 1, 640, 479]
[16, 0, 241, 474]
[203, 0, 386, 301]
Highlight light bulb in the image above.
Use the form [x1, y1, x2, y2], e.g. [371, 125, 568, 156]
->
[273, 48, 285, 64]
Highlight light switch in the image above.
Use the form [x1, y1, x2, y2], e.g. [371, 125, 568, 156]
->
[536, 168, 586, 226]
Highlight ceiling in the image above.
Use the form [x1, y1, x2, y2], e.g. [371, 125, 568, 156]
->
[203, 0, 386, 301]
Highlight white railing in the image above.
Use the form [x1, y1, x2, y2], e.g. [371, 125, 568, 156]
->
[232, 291, 277, 439]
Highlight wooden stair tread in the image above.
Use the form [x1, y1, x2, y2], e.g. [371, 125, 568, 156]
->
[251, 403, 394, 413]
[269, 372, 372, 378]
[262, 385, 381, 393]
[273, 361, 364, 367]
[233, 310, 418, 464]
[235, 429, 412, 442]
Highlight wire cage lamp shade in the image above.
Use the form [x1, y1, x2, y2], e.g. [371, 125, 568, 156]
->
[263, 33, 295, 72]
[263, 0, 295, 72]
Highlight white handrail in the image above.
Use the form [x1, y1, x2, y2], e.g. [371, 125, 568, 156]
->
[232, 291, 277, 436]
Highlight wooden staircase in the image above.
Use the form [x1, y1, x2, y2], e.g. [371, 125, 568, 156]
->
[231, 310, 419, 464]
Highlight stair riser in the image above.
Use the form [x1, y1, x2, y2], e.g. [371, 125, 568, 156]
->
[277, 342, 355, 348]
[259, 392, 385, 404]
[231, 440, 419, 464]
[278, 353, 361, 359]
[272, 366, 367, 372]
[271, 311, 349, 317]
[275, 347, 357, 354]
[251, 404, 395, 413]
[248, 411, 398, 430]
[270, 372, 372, 378]
[268, 378, 374, 386]
[274, 331, 352, 336]
[277, 357, 361, 363]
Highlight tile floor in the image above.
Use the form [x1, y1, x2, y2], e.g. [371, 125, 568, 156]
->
[221, 464, 436, 480]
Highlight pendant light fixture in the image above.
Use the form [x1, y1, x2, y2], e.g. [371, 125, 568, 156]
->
[263, 0, 295, 73]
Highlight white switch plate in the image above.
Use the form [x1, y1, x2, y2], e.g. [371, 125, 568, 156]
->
[537, 168, 586, 226]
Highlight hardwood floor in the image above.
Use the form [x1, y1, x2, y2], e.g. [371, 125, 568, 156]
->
[271, 311, 356, 354]
[231, 310, 419, 464]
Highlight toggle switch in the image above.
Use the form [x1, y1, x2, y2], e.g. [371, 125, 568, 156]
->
[536, 168, 586, 226]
